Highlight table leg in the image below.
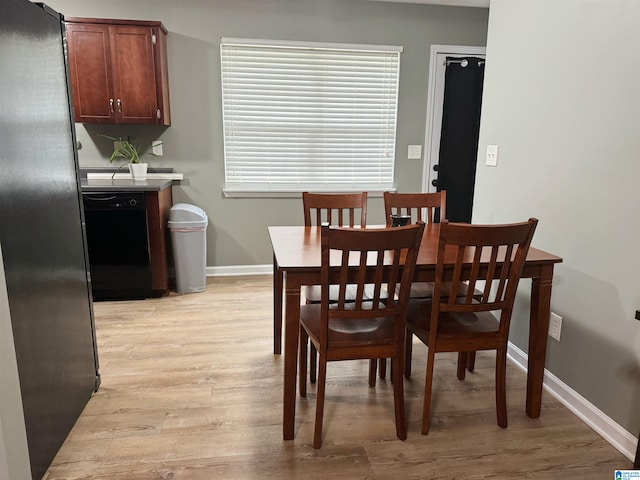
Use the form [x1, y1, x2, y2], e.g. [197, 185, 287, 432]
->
[283, 280, 301, 440]
[273, 254, 283, 354]
[526, 265, 554, 418]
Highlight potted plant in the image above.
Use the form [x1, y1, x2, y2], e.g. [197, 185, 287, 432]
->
[100, 135, 161, 181]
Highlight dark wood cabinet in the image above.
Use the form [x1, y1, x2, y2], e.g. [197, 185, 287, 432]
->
[66, 18, 171, 125]
[146, 187, 173, 296]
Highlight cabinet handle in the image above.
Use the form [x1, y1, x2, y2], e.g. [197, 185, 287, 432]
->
[109, 98, 114, 113]
[116, 99, 122, 113]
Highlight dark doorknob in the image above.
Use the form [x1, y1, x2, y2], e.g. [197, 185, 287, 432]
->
[433, 164, 439, 171]
[431, 179, 438, 187]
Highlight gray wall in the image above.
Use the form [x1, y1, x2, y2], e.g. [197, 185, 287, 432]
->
[475, 0, 640, 436]
[0, 245, 32, 480]
[47, 0, 488, 267]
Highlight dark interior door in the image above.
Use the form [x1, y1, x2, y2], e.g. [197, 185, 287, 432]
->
[434, 57, 485, 223]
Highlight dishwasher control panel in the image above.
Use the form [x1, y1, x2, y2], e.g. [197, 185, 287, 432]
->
[83, 192, 146, 211]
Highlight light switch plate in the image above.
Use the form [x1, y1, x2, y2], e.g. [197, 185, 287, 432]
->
[408, 145, 422, 160]
[485, 144, 498, 166]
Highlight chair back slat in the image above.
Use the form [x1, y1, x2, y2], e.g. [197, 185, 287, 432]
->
[303, 192, 367, 227]
[384, 191, 446, 225]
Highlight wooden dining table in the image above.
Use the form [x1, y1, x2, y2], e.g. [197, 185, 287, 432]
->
[269, 223, 563, 440]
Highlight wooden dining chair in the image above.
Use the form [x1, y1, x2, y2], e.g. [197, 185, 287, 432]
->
[381, 191, 446, 379]
[298, 221, 425, 448]
[384, 190, 446, 228]
[383, 191, 483, 378]
[303, 191, 367, 230]
[406, 218, 537, 435]
[273, 192, 367, 357]
[301, 191, 369, 383]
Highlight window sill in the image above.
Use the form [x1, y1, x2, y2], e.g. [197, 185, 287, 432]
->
[223, 189, 395, 199]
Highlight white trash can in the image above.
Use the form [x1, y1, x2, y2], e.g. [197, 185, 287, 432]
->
[168, 203, 208, 293]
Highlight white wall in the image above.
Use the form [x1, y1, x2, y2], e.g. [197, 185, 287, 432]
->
[0, 245, 31, 480]
[475, 0, 640, 436]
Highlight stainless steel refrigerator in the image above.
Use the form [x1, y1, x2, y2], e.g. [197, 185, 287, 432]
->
[0, 1, 100, 478]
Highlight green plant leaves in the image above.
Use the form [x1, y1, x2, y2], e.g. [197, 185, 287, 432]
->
[98, 135, 161, 164]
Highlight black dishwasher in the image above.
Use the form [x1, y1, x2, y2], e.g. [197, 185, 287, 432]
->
[83, 192, 153, 300]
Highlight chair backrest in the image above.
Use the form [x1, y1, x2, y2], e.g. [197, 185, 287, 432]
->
[303, 192, 367, 227]
[431, 218, 538, 339]
[319, 222, 425, 347]
[383, 191, 446, 226]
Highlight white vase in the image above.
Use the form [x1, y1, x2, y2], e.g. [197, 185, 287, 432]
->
[129, 162, 148, 182]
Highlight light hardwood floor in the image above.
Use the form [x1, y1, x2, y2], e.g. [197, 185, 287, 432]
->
[45, 275, 632, 479]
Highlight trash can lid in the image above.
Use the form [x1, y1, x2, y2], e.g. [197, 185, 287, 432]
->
[169, 203, 208, 222]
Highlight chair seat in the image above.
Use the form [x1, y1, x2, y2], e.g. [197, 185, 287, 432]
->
[304, 284, 389, 303]
[406, 299, 500, 341]
[300, 303, 396, 349]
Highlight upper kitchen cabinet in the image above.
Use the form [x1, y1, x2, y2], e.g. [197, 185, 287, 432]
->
[65, 18, 171, 125]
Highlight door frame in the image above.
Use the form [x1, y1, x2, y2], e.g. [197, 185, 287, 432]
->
[421, 44, 486, 193]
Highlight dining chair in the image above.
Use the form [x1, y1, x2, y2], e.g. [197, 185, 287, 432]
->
[298, 221, 425, 448]
[301, 191, 370, 383]
[384, 190, 446, 227]
[383, 191, 482, 378]
[405, 218, 538, 435]
[381, 191, 447, 379]
[303, 191, 367, 230]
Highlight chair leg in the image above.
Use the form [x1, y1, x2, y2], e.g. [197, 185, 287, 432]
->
[299, 328, 308, 397]
[457, 352, 467, 380]
[368, 359, 377, 387]
[379, 358, 387, 379]
[404, 331, 413, 378]
[421, 348, 436, 435]
[313, 355, 328, 449]
[310, 344, 317, 384]
[391, 357, 407, 440]
[467, 351, 476, 372]
[495, 347, 508, 428]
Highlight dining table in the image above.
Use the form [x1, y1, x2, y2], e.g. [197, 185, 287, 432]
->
[269, 223, 563, 440]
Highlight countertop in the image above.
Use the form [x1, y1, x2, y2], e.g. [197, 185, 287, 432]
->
[80, 167, 177, 192]
[81, 178, 173, 192]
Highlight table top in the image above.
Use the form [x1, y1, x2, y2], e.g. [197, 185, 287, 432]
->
[269, 224, 563, 270]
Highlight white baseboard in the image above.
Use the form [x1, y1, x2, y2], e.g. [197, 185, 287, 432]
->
[507, 342, 638, 462]
[206, 264, 272, 277]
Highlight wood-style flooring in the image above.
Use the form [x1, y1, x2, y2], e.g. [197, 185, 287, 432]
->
[45, 276, 632, 479]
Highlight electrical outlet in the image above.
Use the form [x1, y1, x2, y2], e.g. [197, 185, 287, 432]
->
[407, 145, 422, 159]
[152, 140, 163, 156]
[549, 312, 562, 341]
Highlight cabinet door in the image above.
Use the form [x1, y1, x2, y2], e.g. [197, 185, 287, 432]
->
[66, 23, 116, 123]
[110, 26, 158, 124]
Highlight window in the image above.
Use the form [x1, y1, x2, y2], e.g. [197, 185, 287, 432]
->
[220, 38, 402, 195]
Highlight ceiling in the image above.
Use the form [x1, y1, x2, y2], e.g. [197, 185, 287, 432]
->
[365, 0, 489, 7]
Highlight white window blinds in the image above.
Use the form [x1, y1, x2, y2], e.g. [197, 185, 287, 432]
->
[220, 39, 402, 194]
